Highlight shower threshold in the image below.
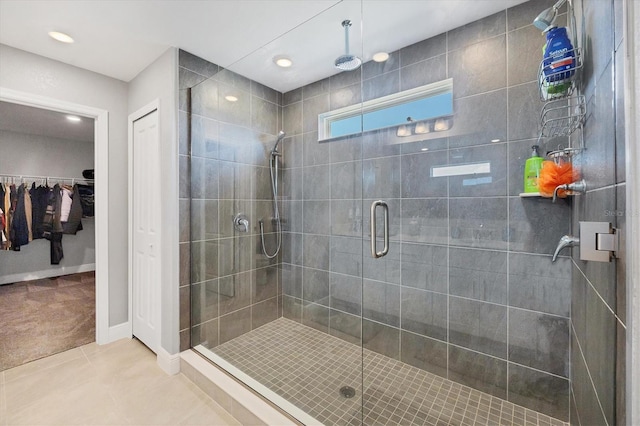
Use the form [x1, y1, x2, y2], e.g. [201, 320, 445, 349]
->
[195, 318, 567, 426]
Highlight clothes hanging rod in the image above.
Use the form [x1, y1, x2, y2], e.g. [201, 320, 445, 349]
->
[0, 174, 94, 185]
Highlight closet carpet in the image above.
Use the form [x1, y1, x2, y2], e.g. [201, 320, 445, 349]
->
[0, 271, 95, 371]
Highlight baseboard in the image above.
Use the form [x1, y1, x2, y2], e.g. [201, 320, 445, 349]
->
[0, 263, 96, 285]
[106, 322, 131, 343]
[157, 347, 180, 375]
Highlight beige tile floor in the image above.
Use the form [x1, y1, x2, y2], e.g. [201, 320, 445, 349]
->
[0, 338, 240, 426]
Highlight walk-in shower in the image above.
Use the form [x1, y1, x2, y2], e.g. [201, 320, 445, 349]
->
[182, 0, 623, 424]
[259, 130, 286, 259]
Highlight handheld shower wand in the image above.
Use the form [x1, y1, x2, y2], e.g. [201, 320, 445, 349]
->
[260, 131, 286, 259]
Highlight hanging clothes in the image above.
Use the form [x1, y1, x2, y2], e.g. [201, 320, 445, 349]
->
[0, 183, 7, 249]
[76, 184, 94, 217]
[42, 184, 64, 264]
[30, 183, 49, 240]
[24, 186, 33, 242]
[10, 184, 29, 250]
[62, 184, 83, 235]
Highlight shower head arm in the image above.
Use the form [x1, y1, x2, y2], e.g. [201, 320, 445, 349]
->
[342, 20, 352, 56]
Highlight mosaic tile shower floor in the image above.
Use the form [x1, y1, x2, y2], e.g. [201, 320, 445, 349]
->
[212, 318, 567, 426]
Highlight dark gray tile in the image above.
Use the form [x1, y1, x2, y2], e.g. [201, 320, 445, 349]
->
[450, 197, 508, 250]
[217, 123, 263, 165]
[180, 242, 190, 286]
[449, 248, 507, 304]
[190, 77, 218, 119]
[280, 263, 302, 298]
[330, 273, 361, 315]
[507, 24, 543, 86]
[191, 319, 218, 348]
[616, 184, 626, 323]
[179, 49, 219, 77]
[178, 110, 189, 155]
[400, 33, 446, 67]
[191, 199, 219, 241]
[303, 78, 330, 99]
[190, 115, 219, 159]
[179, 66, 208, 91]
[180, 329, 190, 352]
[330, 66, 361, 90]
[216, 82, 250, 127]
[331, 200, 362, 237]
[303, 94, 330, 134]
[303, 234, 330, 271]
[360, 127, 401, 159]
[330, 83, 362, 110]
[191, 279, 218, 325]
[303, 165, 331, 200]
[283, 295, 302, 322]
[363, 319, 399, 360]
[283, 88, 302, 106]
[252, 165, 273, 200]
[509, 252, 571, 317]
[401, 243, 447, 293]
[215, 68, 251, 92]
[508, 196, 571, 254]
[180, 285, 190, 331]
[448, 345, 507, 399]
[363, 279, 400, 327]
[282, 232, 303, 266]
[190, 156, 219, 200]
[251, 80, 280, 104]
[251, 96, 278, 135]
[302, 268, 329, 306]
[303, 131, 331, 166]
[179, 155, 190, 199]
[329, 309, 361, 345]
[282, 134, 303, 169]
[509, 308, 569, 377]
[191, 240, 219, 283]
[302, 302, 329, 333]
[399, 198, 448, 245]
[362, 241, 402, 285]
[400, 331, 447, 378]
[302, 200, 331, 235]
[571, 333, 608, 426]
[399, 55, 447, 92]
[219, 307, 251, 344]
[363, 51, 399, 80]
[218, 236, 253, 276]
[401, 288, 447, 341]
[218, 161, 251, 201]
[616, 319, 627, 426]
[331, 161, 362, 200]
[363, 198, 401, 242]
[448, 143, 507, 197]
[281, 200, 302, 234]
[400, 150, 448, 198]
[252, 199, 276, 235]
[508, 363, 570, 421]
[329, 134, 362, 164]
[581, 0, 614, 98]
[449, 296, 507, 358]
[363, 70, 400, 102]
[615, 49, 625, 184]
[179, 199, 190, 243]
[363, 156, 401, 199]
[251, 297, 278, 330]
[282, 166, 302, 201]
[252, 266, 278, 303]
[330, 236, 362, 277]
[218, 271, 252, 316]
[507, 82, 540, 141]
[571, 261, 588, 346]
[449, 35, 506, 98]
[584, 282, 616, 425]
[448, 11, 506, 51]
[448, 89, 508, 148]
[283, 101, 303, 136]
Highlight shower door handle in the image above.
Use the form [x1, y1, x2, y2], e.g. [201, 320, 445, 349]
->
[370, 200, 389, 258]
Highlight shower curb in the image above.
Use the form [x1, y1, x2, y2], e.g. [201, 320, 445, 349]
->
[180, 350, 300, 426]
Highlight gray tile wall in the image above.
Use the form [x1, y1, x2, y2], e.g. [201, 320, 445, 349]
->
[280, 0, 572, 421]
[569, 1, 626, 425]
[178, 50, 283, 352]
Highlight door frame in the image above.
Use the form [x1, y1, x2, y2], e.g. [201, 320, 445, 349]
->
[127, 99, 161, 348]
[0, 87, 110, 344]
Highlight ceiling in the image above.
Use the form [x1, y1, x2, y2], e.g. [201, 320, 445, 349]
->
[0, 101, 94, 142]
[0, 0, 529, 93]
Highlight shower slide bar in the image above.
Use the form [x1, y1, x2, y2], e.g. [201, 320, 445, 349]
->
[370, 200, 389, 258]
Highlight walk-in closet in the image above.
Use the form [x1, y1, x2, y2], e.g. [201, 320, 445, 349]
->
[0, 101, 96, 370]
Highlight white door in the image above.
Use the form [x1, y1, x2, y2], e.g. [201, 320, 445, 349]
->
[132, 110, 160, 352]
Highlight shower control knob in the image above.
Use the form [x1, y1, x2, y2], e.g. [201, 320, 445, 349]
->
[233, 213, 250, 233]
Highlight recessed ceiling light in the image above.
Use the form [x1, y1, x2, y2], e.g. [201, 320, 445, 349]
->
[273, 56, 293, 68]
[225, 95, 238, 102]
[372, 52, 390, 62]
[491, 138, 501, 143]
[48, 31, 74, 44]
[421, 148, 429, 151]
[66, 115, 81, 122]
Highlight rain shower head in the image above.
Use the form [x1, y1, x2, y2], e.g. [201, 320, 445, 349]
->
[533, 0, 567, 32]
[335, 20, 361, 71]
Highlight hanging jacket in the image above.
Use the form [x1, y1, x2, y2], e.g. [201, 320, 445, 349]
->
[11, 184, 29, 250]
[30, 184, 49, 239]
[62, 184, 83, 235]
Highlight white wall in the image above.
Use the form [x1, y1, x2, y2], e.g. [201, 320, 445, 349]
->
[0, 44, 129, 327]
[128, 48, 179, 355]
[0, 129, 94, 178]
